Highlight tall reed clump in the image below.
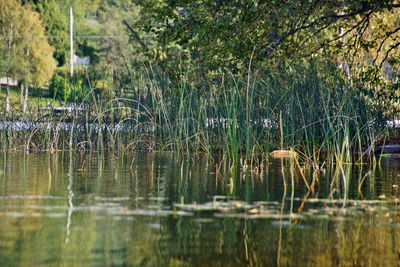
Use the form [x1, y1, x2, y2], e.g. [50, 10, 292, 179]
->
[0, 59, 387, 162]
[252, 61, 385, 163]
[122, 60, 385, 163]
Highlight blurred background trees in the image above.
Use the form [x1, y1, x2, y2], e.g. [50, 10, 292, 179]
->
[1, 0, 400, 114]
[0, 0, 56, 112]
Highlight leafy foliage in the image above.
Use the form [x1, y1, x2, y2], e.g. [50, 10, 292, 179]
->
[0, 0, 57, 86]
[49, 71, 90, 101]
[135, 1, 400, 73]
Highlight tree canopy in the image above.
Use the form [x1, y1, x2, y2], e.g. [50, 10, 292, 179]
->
[0, 0, 56, 86]
[135, 0, 400, 75]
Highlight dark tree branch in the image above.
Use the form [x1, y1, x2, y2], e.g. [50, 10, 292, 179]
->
[293, 13, 371, 60]
[379, 41, 400, 70]
[372, 26, 400, 66]
[296, 4, 400, 32]
[261, 3, 400, 59]
[122, 20, 147, 50]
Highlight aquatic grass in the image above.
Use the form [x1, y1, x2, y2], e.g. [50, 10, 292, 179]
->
[0, 60, 388, 164]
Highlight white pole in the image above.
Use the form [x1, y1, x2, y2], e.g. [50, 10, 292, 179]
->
[70, 7, 74, 77]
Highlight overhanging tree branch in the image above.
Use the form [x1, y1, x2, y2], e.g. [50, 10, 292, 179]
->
[261, 3, 400, 59]
[122, 20, 147, 50]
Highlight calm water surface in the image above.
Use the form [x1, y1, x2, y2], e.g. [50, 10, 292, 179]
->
[0, 152, 400, 266]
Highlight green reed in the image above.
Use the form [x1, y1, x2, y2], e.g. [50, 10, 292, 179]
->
[0, 60, 388, 164]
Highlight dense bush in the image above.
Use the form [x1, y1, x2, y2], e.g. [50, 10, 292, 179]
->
[49, 72, 90, 102]
[49, 72, 68, 100]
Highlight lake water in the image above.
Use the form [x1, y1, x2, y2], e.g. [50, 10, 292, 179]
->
[0, 152, 400, 266]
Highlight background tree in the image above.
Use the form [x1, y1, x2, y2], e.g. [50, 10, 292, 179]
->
[136, 0, 400, 73]
[22, 0, 100, 66]
[131, 0, 400, 114]
[0, 0, 56, 112]
[29, 0, 69, 66]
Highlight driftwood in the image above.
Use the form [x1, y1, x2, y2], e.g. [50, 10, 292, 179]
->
[270, 150, 297, 158]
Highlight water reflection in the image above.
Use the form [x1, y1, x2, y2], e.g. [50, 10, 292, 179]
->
[65, 153, 74, 244]
[0, 152, 399, 266]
